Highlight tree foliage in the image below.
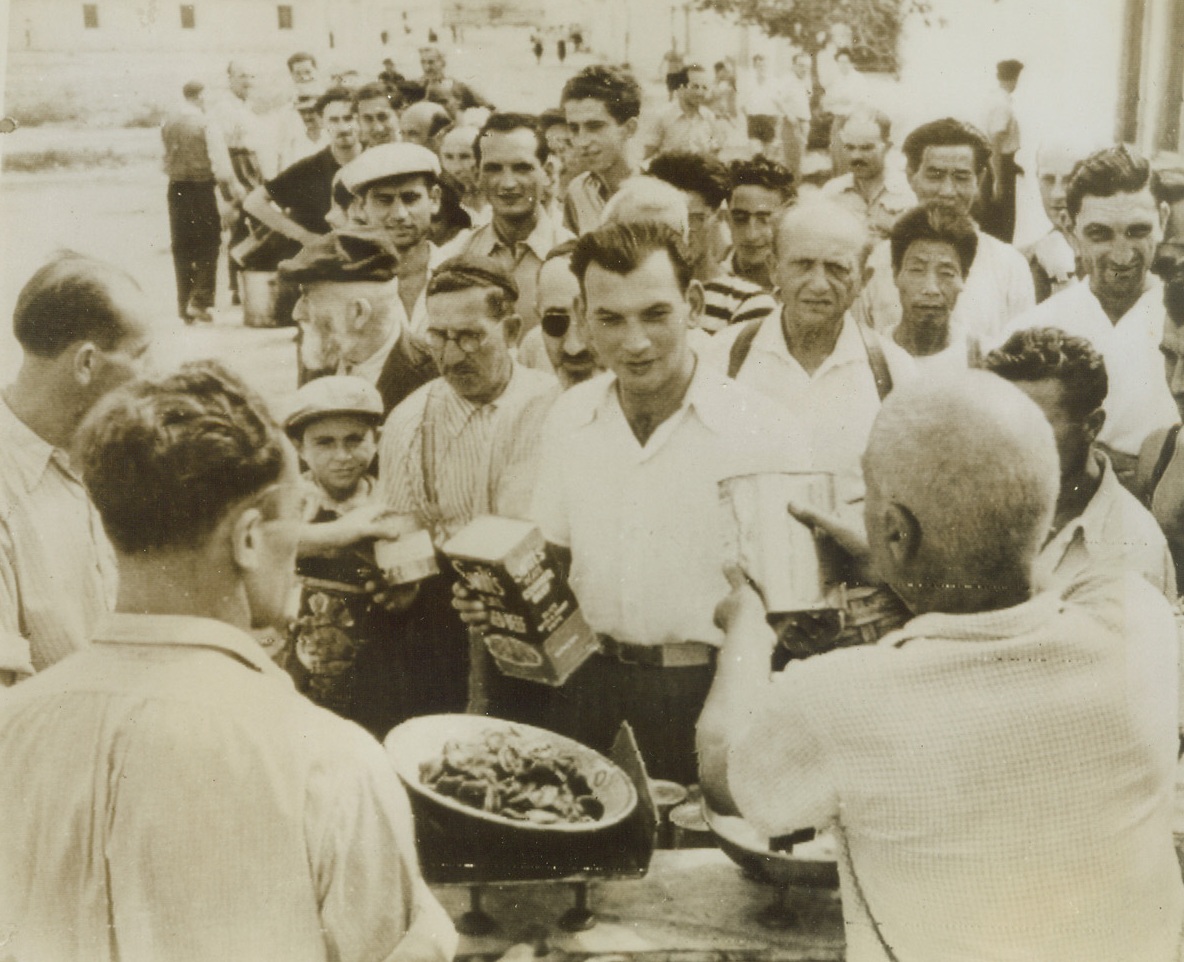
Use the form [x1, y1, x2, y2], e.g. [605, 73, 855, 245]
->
[696, 0, 937, 69]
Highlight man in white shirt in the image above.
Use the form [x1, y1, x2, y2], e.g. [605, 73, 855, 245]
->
[984, 326, 1175, 596]
[700, 371, 1184, 962]
[456, 222, 809, 783]
[703, 199, 913, 506]
[644, 63, 724, 160]
[1001, 144, 1177, 485]
[854, 117, 1035, 341]
[821, 108, 915, 241]
[0, 362, 457, 962]
[0, 254, 157, 685]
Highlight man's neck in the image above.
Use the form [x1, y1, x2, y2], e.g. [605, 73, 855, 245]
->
[1048, 452, 1103, 539]
[852, 169, 885, 203]
[330, 141, 360, 167]
[733, 253, 771, 289]
[3, 372, 80, 451]
[617, 353, 696, 446]
[679, 100, 700, 119]
[893, 317, 950, 357]
[396, 240, 431, 278]
[782, 309, 845, 376]
[1092, 280, 1143, 326]
[115, 550, 253, 632]
[597, 156, 633, 197]
[493, 206, 541, 246]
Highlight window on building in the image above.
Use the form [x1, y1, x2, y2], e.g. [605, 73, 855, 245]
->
[277, 5, 293, 29]
[82, 4, 99, 28]
[180, 4, 195, 28]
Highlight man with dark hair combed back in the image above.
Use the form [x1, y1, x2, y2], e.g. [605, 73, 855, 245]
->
[0, 360, 458, 961]
[723, 155, 795, 290]
[456, 219, 810, 784]
[0, 253, 156, 685]
[983, 327, 1173, 596]
[561, 64, 643, 235]
[1001, 144, 1175, 487]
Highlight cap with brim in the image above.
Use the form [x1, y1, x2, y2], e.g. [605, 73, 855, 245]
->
[284, 375, 385, 434]
[339, 143, 441, 197]
[277, 227, 399, 284]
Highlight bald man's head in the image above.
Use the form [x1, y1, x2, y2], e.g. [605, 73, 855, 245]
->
[602, 176, 690, 240]
[864, 371, 1058, 613]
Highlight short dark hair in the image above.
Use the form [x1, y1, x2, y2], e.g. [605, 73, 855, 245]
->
[648, 151, 729, 209]
[315, 86, 355, 116]
[427, 255, 519, 320]
[571, 221, 693, 294]
[544, 238, 579, 263]
[287, 51, 316, 71]
[561, 64, 642, 124]
[538, 107, 568, 132]
[1065, 144, 1158, 221]
[474, 112, 547, 165]
[77, 362, 288, 553]
[983, 327, 1109, 422]
[726, 156, 795, 201]
[902, 118, 991, 175]
[14, 252, 142, 358]
[353, 81, 397, 108]
[889, 206, 979, 277]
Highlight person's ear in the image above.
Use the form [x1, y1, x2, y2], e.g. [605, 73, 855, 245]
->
[1160, 201, 1171, 234]
[883, 502, 920, 569]
[72, 342, 99, 388]
[685, 280, 705, 329]
[348, 297, 374, 333]
[429, 183, 442, 217]
[230, 504, 266, 574]
[502, 312, 523, 347]
[1084, 406, 1106, 446]
[623, 116, 639, 140]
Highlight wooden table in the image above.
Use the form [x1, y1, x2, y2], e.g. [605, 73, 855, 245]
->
[433, 848, 845, 962]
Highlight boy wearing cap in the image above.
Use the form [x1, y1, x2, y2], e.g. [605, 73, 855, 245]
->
[281, 375, 409, 715]
[339, 142, 452, 339]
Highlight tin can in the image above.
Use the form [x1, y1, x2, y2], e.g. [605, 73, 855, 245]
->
[718, 471, 841, 613]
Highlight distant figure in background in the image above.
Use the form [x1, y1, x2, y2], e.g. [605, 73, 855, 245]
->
[981, 59, 1024, 243]
[709, 60, 739, 127]
[780, 51, 813, 179]
[661, 44, 685, 101]
[532, 31, 544, 65]
[540, 107, 579, 214]
[644, 64, 723, 160]
[276, 90, 327, 171]
[354, 82, 400, 149]
[417, 44, 493, 118]
[821, 108, 915, 241]
[742, 54, 788, 161]
[820, 47, 868, 162]
[400, 99, 451, 148]
[439, 123, 488, 225]
[379, 57, 405, 90]
[1023, 139, 1084, 302]
[162, 80, 241, 324]
[556, 36, 567, 64]
[215, 59, 266, 306]
[287, 51, 319, 95]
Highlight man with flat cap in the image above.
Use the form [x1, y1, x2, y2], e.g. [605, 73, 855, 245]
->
[279, 226, 436, 415]
[339, 142, 450, 341]
[981, 59, 1023, 242]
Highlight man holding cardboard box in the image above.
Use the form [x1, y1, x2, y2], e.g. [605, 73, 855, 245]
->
[458, 222, 811, 784]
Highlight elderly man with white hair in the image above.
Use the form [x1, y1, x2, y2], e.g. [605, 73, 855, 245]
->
[700, 371, 1184, 962]
[703, 199, 914, 506]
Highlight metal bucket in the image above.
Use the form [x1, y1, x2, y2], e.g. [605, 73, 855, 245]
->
[241, 270, 278, 328]
[718, 471, 840, 613]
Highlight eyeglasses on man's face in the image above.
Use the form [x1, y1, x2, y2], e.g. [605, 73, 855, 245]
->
[425, 327, 489, 354]
[541, 308, 573, 339]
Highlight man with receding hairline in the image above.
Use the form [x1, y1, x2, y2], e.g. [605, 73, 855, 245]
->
[0, 254, 156, 685]
[700, 371, 1184, 962]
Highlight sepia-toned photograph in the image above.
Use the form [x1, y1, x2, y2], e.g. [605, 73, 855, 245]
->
[1, 0, 1183, 958]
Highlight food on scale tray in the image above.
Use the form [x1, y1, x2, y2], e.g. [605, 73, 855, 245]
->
[418, 728, 606, 825]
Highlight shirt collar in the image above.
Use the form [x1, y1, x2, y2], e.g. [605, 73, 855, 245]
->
[756, 310, 867, 375]
[879, 590, 1063, 649]
[470, 212, 560, 262]
[0, 394, 65, 493]
[1043, 452, 1123, 558]
[582, 356, 744, 435]
[92, 612, 294, 684]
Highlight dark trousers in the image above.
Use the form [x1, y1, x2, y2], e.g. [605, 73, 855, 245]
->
[167, 181, 221, 316]
[980, 153, 1019, 243]
[503, 652, 715, 786]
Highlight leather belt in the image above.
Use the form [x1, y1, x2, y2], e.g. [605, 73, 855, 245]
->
[597, 635, 717, 669]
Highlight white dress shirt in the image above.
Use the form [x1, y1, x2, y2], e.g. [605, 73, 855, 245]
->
[856, 230, 1035, 342]
[531, 362, 812, 647]
[702, 312, 915, 505]
[729, 573, 1184, 962]
[0, 612, 458, 962]
[0, 396, 117, 679]
[1001, 280, 1178, 456]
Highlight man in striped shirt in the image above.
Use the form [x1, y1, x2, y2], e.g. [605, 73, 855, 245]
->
[0, 254, 157, 684]
[648, 151, 777, 332]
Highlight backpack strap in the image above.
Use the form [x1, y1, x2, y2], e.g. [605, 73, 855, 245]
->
[1149, 424, 1183, 498]
[727, 318, 764, 379]
[854, 321, 894, 400]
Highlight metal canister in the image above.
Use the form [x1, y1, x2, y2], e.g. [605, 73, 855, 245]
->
[718, 471, 840, 613]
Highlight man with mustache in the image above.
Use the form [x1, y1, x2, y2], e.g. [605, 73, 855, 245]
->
[450, 113, 573, 334]
[820, 108, 915, 242]
[1003, 145, 1177, 488]
[368, 257, 554, 729]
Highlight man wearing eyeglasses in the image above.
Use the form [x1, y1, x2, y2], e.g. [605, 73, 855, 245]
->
[366, 256, 555, 729]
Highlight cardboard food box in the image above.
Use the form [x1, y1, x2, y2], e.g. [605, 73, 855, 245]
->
[443, 516, 598, 686]
[375, 530, 440, 586]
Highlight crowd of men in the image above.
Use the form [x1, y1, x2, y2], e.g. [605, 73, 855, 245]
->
[5, 33, 1184, 962]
